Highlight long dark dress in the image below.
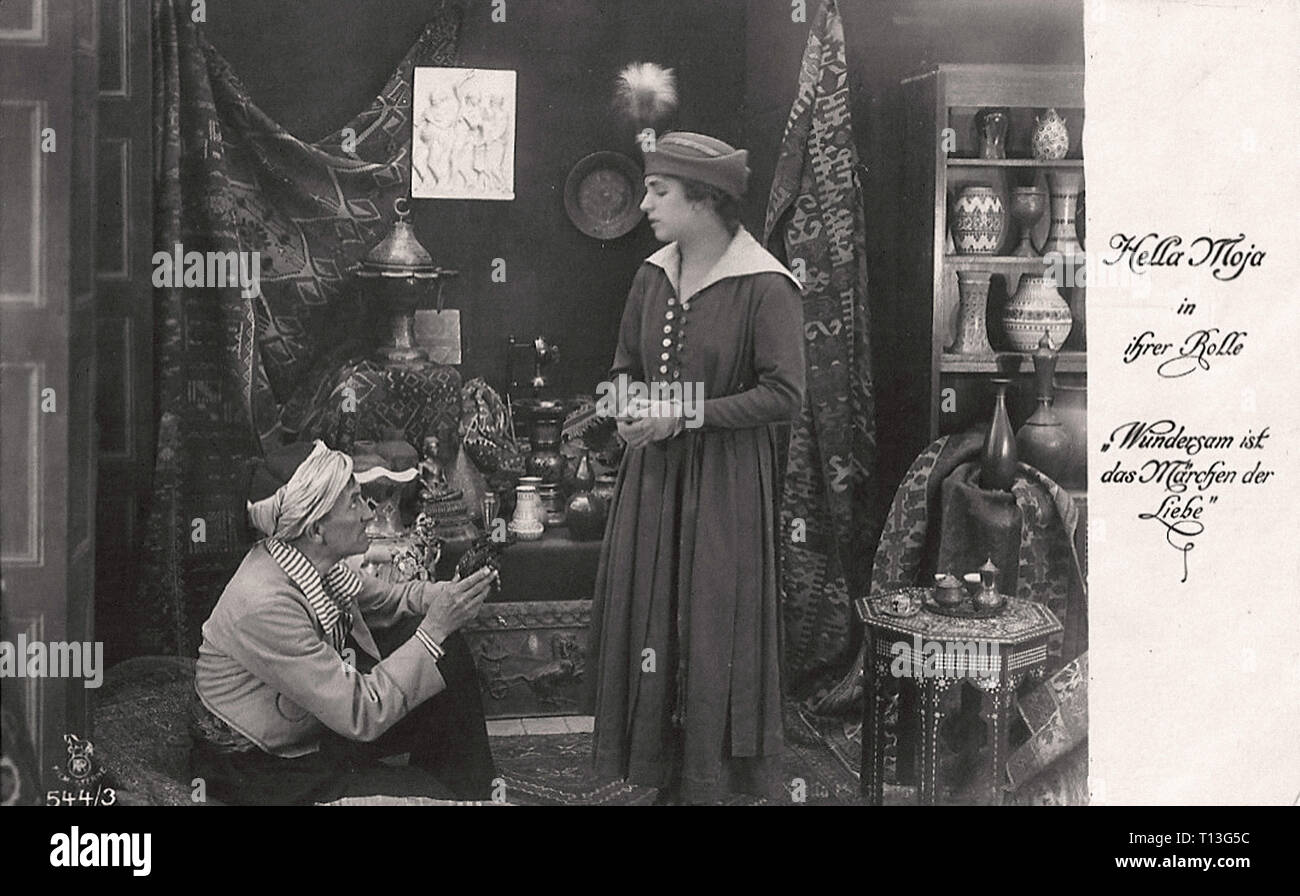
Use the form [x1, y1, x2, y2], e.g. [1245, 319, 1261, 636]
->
[588, 227, 805, 801]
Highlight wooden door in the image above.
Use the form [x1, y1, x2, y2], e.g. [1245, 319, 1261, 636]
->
[93, 0, 153, 668]
[1, 0, 99, 784]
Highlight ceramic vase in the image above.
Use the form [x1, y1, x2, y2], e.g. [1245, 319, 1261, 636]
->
[951, 185, 1007, 255]
[523, 403, 566, 483]
[1016, 333, 1070, 485]
[1004, 274, 1073, 352]
[591, 473, 617, 508]
[1009, 186, 1046, 257]
[1066, 284, 1086, 350]
[1052, 378, 1087, 489]
[978, 108, 1008, 160]
[1031, 108, 1069, 161]
[537, 482, 566, 527]
[949, 270, 994, 355]
[565, 490, 607, 541]
[1042, 170, 1084, 259]
[981, 379, 1017, 492]
[1075, 189, 1086, 250]
[562, 449, 595, 497]
[508, 484, 545, 540]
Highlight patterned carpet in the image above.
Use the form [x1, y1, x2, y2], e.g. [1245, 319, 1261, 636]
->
[491, 729, 894, 806]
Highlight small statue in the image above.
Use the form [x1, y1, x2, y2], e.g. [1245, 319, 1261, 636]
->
[418, 435, 453, 503]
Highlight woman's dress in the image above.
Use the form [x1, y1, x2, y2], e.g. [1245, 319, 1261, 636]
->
[587, 227, 805, 801]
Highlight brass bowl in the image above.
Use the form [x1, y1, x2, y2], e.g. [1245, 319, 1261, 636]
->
[932, 574, 965, 608]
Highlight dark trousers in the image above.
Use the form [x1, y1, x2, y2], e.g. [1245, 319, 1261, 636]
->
[192, 630, 496, 805]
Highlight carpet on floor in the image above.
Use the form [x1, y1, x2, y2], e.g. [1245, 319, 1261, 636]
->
[492, 730, 869, 806]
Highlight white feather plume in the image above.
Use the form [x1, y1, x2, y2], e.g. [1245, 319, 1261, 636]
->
[613, 62, 678, 126]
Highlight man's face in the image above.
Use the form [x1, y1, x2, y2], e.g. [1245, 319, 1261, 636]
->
[313, 478, 373, 559]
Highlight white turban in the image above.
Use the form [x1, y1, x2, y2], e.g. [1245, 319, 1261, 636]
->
[247, 440, 354, 540]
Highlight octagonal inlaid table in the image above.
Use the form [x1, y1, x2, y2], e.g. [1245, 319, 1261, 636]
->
[857, 589, 1063, 805]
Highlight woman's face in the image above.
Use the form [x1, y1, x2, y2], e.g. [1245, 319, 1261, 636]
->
[641, 175, 698, 244]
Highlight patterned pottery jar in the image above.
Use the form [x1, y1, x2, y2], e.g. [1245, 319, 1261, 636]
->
[950, 270, 994, 355]
[1042, 170, 1084, 259]
[507, 485, 545, 541]
[1003, 274, 1073, 352]
[950, 185, 1007, 255]
[1031, 108, 1070, 161]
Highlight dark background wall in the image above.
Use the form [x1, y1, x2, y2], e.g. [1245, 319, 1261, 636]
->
[204, 0, 747, 399]
[202, 0, 1082, 495]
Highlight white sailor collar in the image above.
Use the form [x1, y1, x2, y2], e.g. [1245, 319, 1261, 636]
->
[645, 226, 802, 301]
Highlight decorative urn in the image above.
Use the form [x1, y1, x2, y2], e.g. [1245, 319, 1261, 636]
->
[951, 184, 1008, 255]
[1031, 108, 1070, 161]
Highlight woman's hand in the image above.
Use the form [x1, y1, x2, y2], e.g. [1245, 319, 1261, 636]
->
[618, 399, 683, 449]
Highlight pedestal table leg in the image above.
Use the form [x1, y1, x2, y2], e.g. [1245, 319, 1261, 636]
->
[918, 677, 953, 805]
[862, 643, 885, 805]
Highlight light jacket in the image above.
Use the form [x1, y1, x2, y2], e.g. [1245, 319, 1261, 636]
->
[195, 544, 444, 758]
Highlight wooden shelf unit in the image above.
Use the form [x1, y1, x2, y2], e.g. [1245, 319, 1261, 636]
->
[899, 64, 1086, 446]
[947, 158, 1084, 168]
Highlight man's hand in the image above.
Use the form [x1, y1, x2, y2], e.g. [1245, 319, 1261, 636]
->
[419, 567, 498, 645]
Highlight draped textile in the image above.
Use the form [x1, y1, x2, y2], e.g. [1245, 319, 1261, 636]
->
[762, 0, 877, 703]
[871, 432, 1087, 669]
[800, 432, 1087, 783]
[136, 0, 461, 657]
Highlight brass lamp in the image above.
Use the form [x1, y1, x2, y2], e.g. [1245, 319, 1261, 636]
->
[354, 198, 458, 365]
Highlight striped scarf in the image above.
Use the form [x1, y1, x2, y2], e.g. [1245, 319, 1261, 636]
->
[263, 538, 362, 654]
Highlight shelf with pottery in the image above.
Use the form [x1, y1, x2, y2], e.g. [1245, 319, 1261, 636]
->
[900, 63, 1085, 455]
[945, 254, 1084, 270]
[940, 350, 1085, 375]
[947, 158, 1084, 168]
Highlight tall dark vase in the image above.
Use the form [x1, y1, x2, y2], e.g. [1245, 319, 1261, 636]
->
[562, 449, 595, 498]
[1016, 333, 1070, 484]
[981, 378, 1017, 491]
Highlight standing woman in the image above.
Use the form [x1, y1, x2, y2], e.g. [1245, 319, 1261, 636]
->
[587, 132, 805, 803]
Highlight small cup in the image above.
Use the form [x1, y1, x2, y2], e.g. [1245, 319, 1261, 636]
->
[886, 592, 920, 617]
[963, 573, 982, 599]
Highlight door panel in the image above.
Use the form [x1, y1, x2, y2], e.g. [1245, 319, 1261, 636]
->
[92, 0, 152, 668]
[1, 0, 99, 783]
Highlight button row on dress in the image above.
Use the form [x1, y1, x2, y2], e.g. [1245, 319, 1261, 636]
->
[660, 296, 691, 379]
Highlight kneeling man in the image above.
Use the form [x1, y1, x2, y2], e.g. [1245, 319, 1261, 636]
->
[191, 440, 498, 805]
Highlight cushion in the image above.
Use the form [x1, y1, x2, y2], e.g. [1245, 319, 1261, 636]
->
[93, 656, 201, 806]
